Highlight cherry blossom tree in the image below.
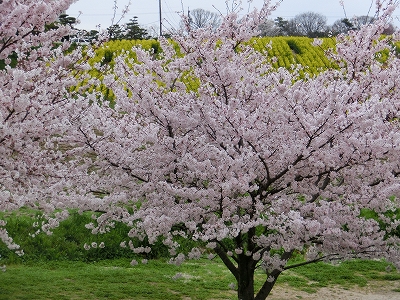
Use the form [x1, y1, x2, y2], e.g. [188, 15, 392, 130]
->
[53, 0, 400, 299]
[0, 0, 97, 252]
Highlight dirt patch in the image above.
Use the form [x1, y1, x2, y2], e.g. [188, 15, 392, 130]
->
[268, 281, 400, 300]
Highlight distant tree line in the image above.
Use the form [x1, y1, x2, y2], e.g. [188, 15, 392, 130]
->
[59, 9, 396, 41]
[180, 8, 396, 38]
[52, 14, 151, 41]
[260, 12, 396, 37]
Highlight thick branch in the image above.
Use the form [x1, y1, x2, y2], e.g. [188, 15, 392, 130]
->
[255, 251, 293, 300]
[215, 245, 239, 280]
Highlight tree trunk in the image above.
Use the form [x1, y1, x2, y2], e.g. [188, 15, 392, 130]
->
[237, 263, 281, 300]
[237, 255, 256, 300]
[254, 251, 293, 300]
[216, 246, 291, 300]
[254, 269, 281, 300]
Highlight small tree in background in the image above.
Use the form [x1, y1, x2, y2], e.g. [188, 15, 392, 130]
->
[46, 13, 77, 32]
[352, 15, 376, 28]
[289, 11, 328, 37]
[274, 16, 291, 35]
[123, 17, 149, 40]
[259, 19, 281, 36]
[58, 13, 77, 27]
[331, 18, 354, 35]
[188, 8, 221, 30]
[85, 29, 100, 41]
[107, 24, 125, 40]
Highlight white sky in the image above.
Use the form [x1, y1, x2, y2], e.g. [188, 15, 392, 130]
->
[66, 0, 400, 31]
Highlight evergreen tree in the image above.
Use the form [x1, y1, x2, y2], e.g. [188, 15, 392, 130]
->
[123, 17, 149, 40]
[58, 13, 77, 27]
[107, 24, 124, 40]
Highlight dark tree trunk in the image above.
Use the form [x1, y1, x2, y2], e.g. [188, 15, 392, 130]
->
[254, 269, 281, 300]
[216, 239, 293, 300]
[254, 251, 293, 300]
[237, 255, 256, 300]
[236, 255, 283, 300]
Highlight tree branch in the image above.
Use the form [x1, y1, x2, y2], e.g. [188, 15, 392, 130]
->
[215, 245, 239, 280]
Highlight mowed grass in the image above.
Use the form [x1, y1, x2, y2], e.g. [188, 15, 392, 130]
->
[1, 258, 399, 300]
[0, 259, 237, 300]
[278, 259, 400, 294]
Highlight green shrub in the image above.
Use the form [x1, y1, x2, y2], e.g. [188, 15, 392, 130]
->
[0, 209, 199, 263]
[102, 49, 114, 65]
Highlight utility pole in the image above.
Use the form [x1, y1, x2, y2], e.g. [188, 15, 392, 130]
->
[159, 0, 162, 36]
[188, 7, 193, 27]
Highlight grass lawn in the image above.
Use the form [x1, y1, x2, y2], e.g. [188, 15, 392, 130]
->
[0, 259, 236, 300]
[1, 258, 399, 300]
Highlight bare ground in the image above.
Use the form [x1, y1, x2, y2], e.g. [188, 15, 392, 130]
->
[267, 281, 400, 300]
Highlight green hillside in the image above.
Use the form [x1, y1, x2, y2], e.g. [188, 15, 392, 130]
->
[85, 37, 337, 100]
[91, 37, 337, 71]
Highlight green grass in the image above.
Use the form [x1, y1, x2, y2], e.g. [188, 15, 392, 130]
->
[0, 259, 237, 300]
[274, 259, 400, 294]
[0, 258, 399, 300]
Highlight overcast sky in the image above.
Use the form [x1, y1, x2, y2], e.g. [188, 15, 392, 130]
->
[67, 0, 400, 32]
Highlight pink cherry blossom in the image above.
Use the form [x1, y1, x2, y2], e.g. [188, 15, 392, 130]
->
[1, 0, 400, 299]
[65, 1, 399, 298]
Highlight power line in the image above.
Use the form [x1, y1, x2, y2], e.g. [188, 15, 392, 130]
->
[162, 0, 181, 29]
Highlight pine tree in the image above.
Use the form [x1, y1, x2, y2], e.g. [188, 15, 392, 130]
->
[123, 17, 149, 40]
[107, 24, 124, 40]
